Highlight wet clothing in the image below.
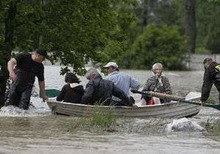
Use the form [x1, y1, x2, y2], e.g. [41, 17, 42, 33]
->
[105, 71, 140, 102]
[201, 61, 220, 103]
[56, 84, 84, 103]
[15, 53, 44, 81]
[142, 75, 172, 103]
[5, 53, 44, 109]
[81, 76, 132, 106]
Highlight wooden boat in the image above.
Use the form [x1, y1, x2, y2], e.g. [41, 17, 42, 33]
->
[46, 99, 201, 118]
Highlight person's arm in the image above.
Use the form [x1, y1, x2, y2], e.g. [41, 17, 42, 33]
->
[112, 85, 132, 106]
[39, 80, 48, 102]
[141, 77, 154, 100]
[163, 77, 172, 95]
[130, 76, 141, 90]
[56, 86, 65, 101]
[142, 77, 152, 92]
[7, 58, 17, 81]
[81, 82, 94, 104]
[201, 69, 213, 102]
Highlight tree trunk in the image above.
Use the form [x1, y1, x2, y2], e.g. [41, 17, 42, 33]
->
[184, 0, 196, 53]
[142, 2, 148, 29]
[0, 1, 17, 107]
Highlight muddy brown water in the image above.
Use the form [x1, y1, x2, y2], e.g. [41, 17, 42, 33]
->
[0, 66, 219, 154]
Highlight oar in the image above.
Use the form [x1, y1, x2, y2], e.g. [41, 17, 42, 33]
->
[131, 90, 185, 101]
[180, 100, 220, 110]
[131, 90, 220, 110]
[45, 89, 61, 98]
[184, 91, 201, 101]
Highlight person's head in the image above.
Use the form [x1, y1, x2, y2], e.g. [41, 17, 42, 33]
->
[65, 72, 80, 84]
[152, 63, 163, 77]
[32, 48, 48, 63]
[203, 58, 213, 69]
[103, 62, 119, 74]
[85, 68, 101, 80]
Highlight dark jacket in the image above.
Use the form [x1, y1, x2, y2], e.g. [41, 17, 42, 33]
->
[56, 84, 84, 103]
[142, 75, 172, 103]
[81, 76, 131, 106]
[201, 61, 220, 102]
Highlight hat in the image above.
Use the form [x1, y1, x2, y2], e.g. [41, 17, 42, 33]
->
[103, 62, 118, 68]
[35, 48, 48, 58]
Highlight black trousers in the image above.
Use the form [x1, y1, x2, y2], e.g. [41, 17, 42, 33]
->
[5, 82, 33, 110]
[5, 69, 34, 110]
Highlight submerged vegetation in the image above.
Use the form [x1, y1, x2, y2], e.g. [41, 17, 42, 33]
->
[63, 108, 117, 133]
[90, 109, 116, 128]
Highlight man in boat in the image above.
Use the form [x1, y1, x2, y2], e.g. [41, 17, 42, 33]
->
[141, 63, 172, 105]
[81, 68, 132, 106]
[201, 58, 220, 105]
[103, 62, 141, 105]
[5, 48, 48, 109]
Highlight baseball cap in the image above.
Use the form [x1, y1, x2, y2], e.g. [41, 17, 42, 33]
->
[35, 48, 48, 58]
[103, 62, 118, 68]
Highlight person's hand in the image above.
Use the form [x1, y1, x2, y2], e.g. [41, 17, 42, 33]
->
[40, 90, 48, 102]
[42, 95, 48, 102]
[9, 71, 17, 81]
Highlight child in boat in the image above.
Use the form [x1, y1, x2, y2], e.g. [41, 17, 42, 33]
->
[56, 72, 84, 103]
[140, 63, 172, 105]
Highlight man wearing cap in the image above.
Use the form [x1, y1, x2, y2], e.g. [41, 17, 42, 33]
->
[201, 58, 220, 105]
[103, 62, 141, 105]
[5, 48, 48, 109]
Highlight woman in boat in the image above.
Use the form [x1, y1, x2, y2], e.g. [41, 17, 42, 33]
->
[141, 63, 172, 105]
[56, 72, 84, 103]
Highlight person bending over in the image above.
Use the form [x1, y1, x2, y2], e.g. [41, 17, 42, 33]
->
[81, 68, 132, 106]
[103, 61, 141, 105]
[201, 58, 220, 105]
[6, 48, 48, 109]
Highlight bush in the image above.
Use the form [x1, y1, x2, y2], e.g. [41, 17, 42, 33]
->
[127, 25, 188, 70]
[206, 27, 220, 54]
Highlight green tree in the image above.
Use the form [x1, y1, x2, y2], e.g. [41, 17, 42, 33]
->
[136, 0, 180, 29]
[0, 0, 137, 106]
[129, 25, 187, 70]
[184, 0, 196, 53]
[196, 0, 220, 53]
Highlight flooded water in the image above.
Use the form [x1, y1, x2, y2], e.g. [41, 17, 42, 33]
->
[0, 65, 220, 154]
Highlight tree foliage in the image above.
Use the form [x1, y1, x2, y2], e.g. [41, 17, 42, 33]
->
[196, 0, 220, 53]
[0, 0, 138, 105]
[128, 25, 187, 70]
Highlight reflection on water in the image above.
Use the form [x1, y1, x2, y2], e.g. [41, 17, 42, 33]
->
[0, 66, 220, 154]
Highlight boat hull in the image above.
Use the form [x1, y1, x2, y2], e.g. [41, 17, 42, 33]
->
[47, 100, 201, 118]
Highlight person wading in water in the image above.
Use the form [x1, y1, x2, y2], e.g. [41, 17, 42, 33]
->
[6, 48, 48, 109]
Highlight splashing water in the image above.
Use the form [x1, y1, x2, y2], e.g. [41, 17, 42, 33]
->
[0, 96, 50, 117]
[166, 118, 205, 132]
